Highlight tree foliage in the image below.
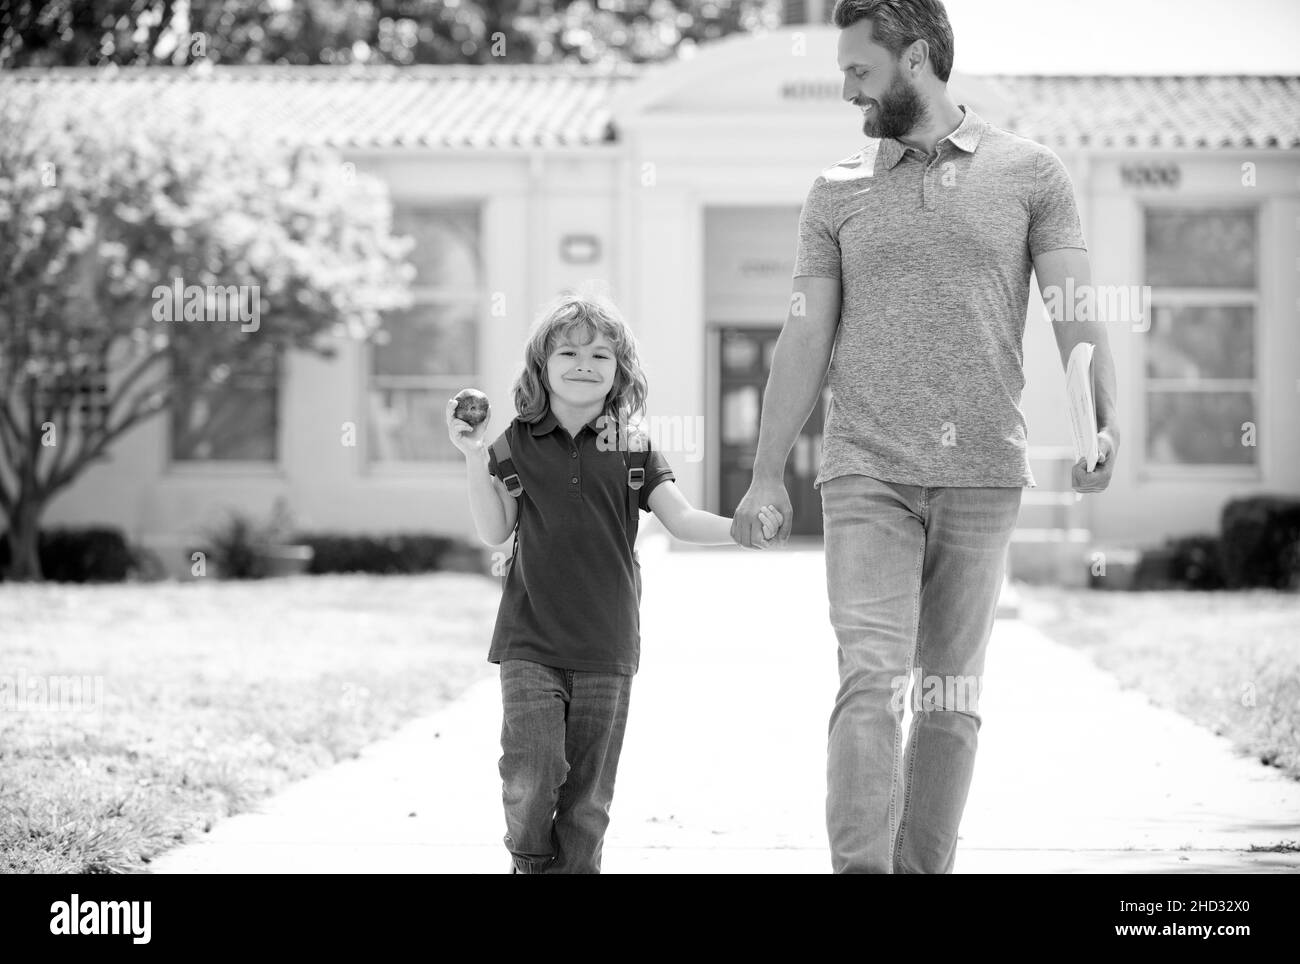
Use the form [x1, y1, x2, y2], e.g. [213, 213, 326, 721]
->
[0, 0, 780, 68]
[0, 94, 414, 578]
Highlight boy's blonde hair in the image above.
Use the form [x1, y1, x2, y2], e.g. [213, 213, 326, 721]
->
[512, 285, 649, 426]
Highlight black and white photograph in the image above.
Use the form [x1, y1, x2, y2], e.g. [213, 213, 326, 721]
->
[1, 0, 1297, 919]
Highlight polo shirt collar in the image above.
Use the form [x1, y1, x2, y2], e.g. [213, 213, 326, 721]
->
[878, 104, 986, 169]
[529, 408, 608, 437]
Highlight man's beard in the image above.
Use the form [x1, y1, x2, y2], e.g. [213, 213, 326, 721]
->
[859, 70, 929, 140]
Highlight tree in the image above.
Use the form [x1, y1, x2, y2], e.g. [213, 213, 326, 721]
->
[0, 95, 415, 580]
[0, 0, 779, 67]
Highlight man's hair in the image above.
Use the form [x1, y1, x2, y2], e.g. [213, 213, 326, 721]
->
[831, 0, 955, 83]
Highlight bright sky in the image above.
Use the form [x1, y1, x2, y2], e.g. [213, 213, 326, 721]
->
[941, 0, 1300, 73]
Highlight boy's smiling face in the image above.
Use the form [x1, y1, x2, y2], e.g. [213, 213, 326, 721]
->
[545, 330, 617, 410]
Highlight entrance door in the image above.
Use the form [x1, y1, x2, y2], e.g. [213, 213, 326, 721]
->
[717, 326, 829, 537]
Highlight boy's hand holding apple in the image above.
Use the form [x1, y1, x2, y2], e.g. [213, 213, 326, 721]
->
[447, 388, 491, 457]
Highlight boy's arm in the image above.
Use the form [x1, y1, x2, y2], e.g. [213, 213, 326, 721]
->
[648, 481, 772, 547]
[648, 482, 733, 545]
[464, 446, 518, 546]
[446, 399, 517, 545]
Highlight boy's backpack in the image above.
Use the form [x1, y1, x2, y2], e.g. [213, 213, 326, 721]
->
[490, 431, 649, 557]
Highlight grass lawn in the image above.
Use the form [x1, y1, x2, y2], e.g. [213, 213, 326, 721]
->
[1015, 584, 1300, 781]
[0, 573, 500, 873]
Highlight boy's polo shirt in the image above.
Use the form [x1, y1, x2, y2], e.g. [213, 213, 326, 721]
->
[486, 411, 675, 675]
[794, 105, 1088, 489]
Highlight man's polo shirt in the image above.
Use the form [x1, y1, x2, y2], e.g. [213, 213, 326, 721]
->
[486, 409, 675, 675]
[794, 105, 1088, 489]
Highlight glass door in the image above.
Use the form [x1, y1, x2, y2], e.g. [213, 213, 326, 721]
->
[717, 326, 829, 537]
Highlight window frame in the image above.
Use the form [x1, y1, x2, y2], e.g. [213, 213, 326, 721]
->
[1137, 199, 1264, 482]
[364, 201, 484, 472]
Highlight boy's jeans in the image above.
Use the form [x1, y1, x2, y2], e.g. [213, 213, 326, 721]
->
[820, 474, 1022, 874]
[498, 658, 632, 874]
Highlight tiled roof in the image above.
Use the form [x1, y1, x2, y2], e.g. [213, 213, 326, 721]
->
[990, 75, 1300, 150]
[2, 66, 1298, 151]
[0, 65, 635, 149]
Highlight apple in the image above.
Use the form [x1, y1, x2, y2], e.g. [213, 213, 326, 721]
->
[453, 388, 490, 428]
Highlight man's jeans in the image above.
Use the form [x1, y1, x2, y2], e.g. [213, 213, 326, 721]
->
[821, 474, 1022, 874]
[498, 659, 632, 874]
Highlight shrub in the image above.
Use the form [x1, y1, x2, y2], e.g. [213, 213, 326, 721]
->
[1132, 545, 1178, 590]
[1164, 533, 1226, 590]
[0, 527, 134, 582]
[200, 513, 268, 580]
[299, 534, 475, 575]
[1220, 495, 1300, 590]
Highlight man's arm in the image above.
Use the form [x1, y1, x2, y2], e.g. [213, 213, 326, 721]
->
[1033, 247, 1120, 493]
[731, 275, 842, 546]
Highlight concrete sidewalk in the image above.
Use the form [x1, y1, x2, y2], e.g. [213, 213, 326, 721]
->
[147, 543, 1300, 874]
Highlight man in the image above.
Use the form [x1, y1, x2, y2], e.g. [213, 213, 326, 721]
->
[730, 0, 1120, 873]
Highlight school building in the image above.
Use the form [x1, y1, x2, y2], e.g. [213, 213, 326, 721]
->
[9, 24, 1300, 580]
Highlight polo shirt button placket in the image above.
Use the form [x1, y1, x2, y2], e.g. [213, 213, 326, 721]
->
[923, 147, 940, 213]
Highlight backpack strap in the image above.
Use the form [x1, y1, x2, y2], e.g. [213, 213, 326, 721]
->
[490, 436, 523, 498]
[624, 431, 649, 551]
[489, 435, 521, 579]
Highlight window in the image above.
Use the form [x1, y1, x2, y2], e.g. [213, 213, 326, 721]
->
[171, 342, 279, 462]
[368, 205, 481, 463]
[1142, 208, 1258, 468]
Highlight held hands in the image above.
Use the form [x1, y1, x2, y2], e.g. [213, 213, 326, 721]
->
[731, 502, 786, 550]
[446, 396, 489, 458]
[756, 505, 784, 547]
[731, 480, 794, 549]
